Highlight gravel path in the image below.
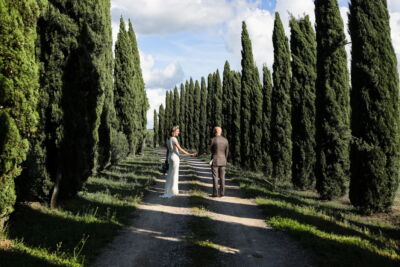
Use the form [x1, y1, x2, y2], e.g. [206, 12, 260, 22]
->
[92, 150, 315, 267]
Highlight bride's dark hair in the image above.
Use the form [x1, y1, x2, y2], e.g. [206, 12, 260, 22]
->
[169, 125, 180, 138]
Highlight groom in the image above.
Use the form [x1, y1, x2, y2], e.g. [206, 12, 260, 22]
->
[209, 126, 229, 197]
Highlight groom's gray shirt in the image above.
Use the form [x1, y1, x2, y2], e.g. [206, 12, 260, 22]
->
[209, 135, 229, 167]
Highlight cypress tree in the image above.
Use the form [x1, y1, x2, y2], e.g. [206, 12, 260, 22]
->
[240, 22, 254, 169]
[271, 12, 292, 181]
[179, 83, 186, 147]
[184, 80, 190, 146]
[95, 0, 117, 170]
[222, 61, 233, 140]
[114, 17, 137, 155]
[261, 66, 273, 177]
[193, 80, 201, 150]
[0, 0, 41, 225]
[249, 66, 263, 171]
[172, 86, 180, 126]
[158, 104, 165, 146]
[207, 74, 214, 138]
[199, 77, 208, 153]
[290, 16, 317, 189]
[153, 109, 158, 148]
[164, 91, 171, 137]
[230, 71, 242, 165]
[315, 0, 350, 199]
[187, 79, 195, 148]
[349, 0, 400, 213]
[214, 70, 223, 127]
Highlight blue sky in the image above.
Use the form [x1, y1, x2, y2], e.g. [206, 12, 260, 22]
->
[110, 0, 400, 129]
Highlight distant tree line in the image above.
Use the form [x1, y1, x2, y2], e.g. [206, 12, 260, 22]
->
[154, 0, 399, 214]
[0, 0, 148, 228]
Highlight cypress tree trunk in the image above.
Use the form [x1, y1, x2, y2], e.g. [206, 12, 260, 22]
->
[271, 13, 292, 183]
[0, 0, 42, 219]
[199, 77, 208, 153]
[262, 66, 273, 177]
[194, 80, 201, 150]
[315, 0, 350, 200]
[158, 104, 165, 147]
[349, 0, 400, 213]
[231, 71, 242, 165]
[240, 22, 255, 169]
[153, 110, 158, 148]
[179, 83, 186, 147]
[290, 16, 317, 189]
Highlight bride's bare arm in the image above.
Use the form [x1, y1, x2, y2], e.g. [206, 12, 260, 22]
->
[175, 142, 195, 156]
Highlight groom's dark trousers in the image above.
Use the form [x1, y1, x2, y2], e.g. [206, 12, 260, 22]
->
[209, 135, 229, 196]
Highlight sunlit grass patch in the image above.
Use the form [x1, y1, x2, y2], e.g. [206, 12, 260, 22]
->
[0, 148, 160, 267]
[226, 165, 400, 267]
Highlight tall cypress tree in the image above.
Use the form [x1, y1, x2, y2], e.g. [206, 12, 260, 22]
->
[349, 0, 400, 213]
[199, 77, 208, 153]
[153, 109, 158, 148]
[207, 74, 214, 139]
[179, 83, 186, 147]
[128, 20, 148, 155]
[0, 0, 41, 225]
[164, 91, 171, 137]
[158, 104, 165, 146]
[231, 71, 242, 165]
[271, 12, 292, 182]
[315, 0, 350, 200]
[114, 17, 137, 155]
[214, 70, 223, 127]
[222, 61, 233, 139]
[290, 16, 317, 189]
[187, 79, 195, 148]
[261, 66, 273, 177]
[249, 66, 263, 171]
[172, 86, 180, 125]
[240, 22, 254, 169]
[184, 80, 190, 146]
[193, 80, 201, 150]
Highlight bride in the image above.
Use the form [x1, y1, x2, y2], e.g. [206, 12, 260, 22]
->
[161, 125, 196, 198]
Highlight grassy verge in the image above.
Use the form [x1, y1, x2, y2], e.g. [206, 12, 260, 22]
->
[184, 161, 222, 267]
[0, 148, 160, 267]
[226, 166, 400, 267]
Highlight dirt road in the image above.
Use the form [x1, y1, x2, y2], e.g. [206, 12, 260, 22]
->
[92, 150, 314, 267]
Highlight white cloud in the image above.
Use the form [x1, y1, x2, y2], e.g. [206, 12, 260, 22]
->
[146, 88, 167, 129]
[389, 0, 400, 13]
[140, 51, 185, 89]
[111, 0, 234, 34]
[275, 0, 315, 32]
[390, 12, 400, 69]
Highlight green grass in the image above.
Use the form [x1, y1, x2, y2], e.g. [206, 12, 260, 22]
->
[226, 166, 400, 267]
[0, 148, 160, 267]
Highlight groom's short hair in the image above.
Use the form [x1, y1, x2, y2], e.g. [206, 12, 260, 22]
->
[213, 126, 222, 135]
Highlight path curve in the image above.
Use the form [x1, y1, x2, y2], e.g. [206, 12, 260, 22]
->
[92, 150, 315, 267]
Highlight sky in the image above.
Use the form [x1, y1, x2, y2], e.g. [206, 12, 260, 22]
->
[110, 0, 400, 129]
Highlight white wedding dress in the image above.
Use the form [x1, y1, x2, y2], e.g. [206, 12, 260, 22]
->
[160, 137, 180, 198]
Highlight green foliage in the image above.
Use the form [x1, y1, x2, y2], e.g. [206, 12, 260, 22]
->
[206, 74, 214, 139]
[290, 16, 317, 190]
[315, 0, 350, 200]
[153, 110, 158, 147]
[349, 0, 400, 213]
[222, 61, 233, 141]
[261, 66, 273, 177]
[199, 77, 208, 153]
[213, 71, 223, 127]
[0, 0, 41, 226]
[271, 13, 292, 182]
[230, 71, 242, 165]
[249, 67, 263, 171]
[172, 86, 180, 126]
[193, 80, 201, 150]
[158, 104, 165, 147]
[240, 22, 255, 170]
[179, 83, 186, 147]
[187, 79, 195, 148]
